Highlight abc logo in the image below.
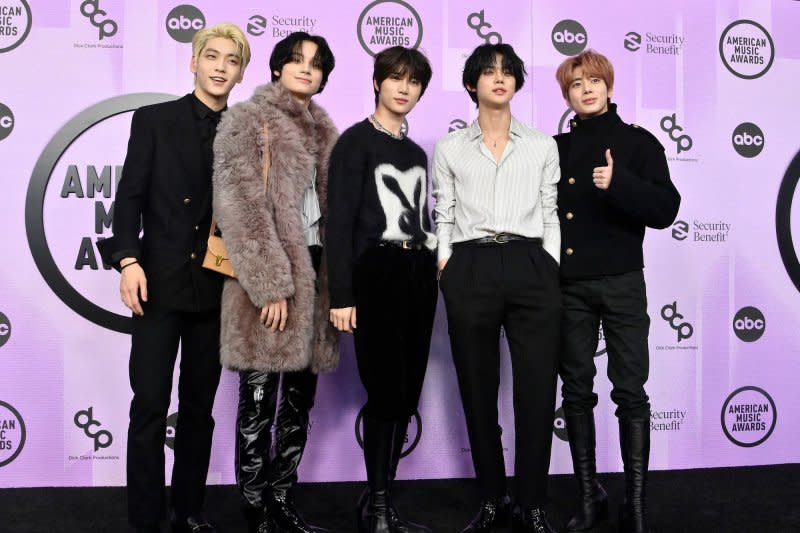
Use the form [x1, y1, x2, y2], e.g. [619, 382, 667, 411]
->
[165, 4, 205, 43]
[731, 122, 764, 158]
[553, 406, 568, 441]
[0, 312, 10, 348]
[165, 412, 178, 449]
[732, 306, 765, 342]
[0, 102, 14, 141]
[552, 19, 588, 55]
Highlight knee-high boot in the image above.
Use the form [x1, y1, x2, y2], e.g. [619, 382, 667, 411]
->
[618, 416, 650, 533]
[387, 417, 431, 533]
[565, 412, 608, 531]
[236, 371, 280, 533]
[360, 416, 398, 533]
[266, 370, 328, 533]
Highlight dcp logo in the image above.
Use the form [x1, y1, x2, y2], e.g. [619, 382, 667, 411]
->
[552, 19, 587, 55]
[0, 0, 33, 54]
[660, 301, 693, 342]
[166, 4, 205, 43]
[721, 386, 776, 447]
[247, 15, 267, 37]
[624, 31, 641, 51]
[672, 220, 689, 241]
[74, 407, 113, 452]
[0, 401, 26, 467]
[553, 406, 567, 441]
[79, 0, 118, 40]
[355, 407, 422, 458]
[0, 102, 14, 141]
[659, 113, 693, 154]
[0, 312, 11, 348]
[731, 122, 764, 158]
[449, 119, 467, 132]
[165, 411, 178, 450]
[719, 19, 774, 80]
[732, 306, 765, 342]
[467, 9, 502, 44]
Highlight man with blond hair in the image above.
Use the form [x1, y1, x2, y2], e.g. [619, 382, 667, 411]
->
[100, 23, 250, 533]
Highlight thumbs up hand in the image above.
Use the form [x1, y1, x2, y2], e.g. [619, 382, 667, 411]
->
[592, 149, 613, 190]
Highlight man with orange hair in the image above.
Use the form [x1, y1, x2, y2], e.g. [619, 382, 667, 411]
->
[553, 50, 680, 533]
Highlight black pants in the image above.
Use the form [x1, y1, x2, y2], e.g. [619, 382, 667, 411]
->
[559, 270, 651, 418]
[353, 245, 438, 421]
[236, 245, 322, 510]
[127, 305, 222, 527]
[440, 240, 561, 507]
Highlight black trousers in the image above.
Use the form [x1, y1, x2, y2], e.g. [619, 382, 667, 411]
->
[353, 245, 438, 421]
[559, 270, 651, 418]
[127, 305, 222, 527]
[439, 240, 561, 507]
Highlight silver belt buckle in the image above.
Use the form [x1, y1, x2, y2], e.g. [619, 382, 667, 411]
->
[401, 240, 412, 250]
[493, 233, 509, 244]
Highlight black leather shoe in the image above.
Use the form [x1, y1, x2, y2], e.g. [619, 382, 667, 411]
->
[460, 496, 511, 533]
[357, 487, 432, 533]
[511, 505, 555, 533]
[269, 492, 329, 533]
[170, 515, 218, 532]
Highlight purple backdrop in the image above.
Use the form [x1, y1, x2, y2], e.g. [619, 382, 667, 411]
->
[1, 0, 799, 487]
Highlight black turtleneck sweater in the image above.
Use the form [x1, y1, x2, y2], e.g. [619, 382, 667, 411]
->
[554, 104, 681, 280]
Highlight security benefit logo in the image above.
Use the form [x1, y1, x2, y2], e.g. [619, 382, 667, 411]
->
[551, 19, 587, 56]
[721, 386, 776, 447]
[25, 93, 176, 333]
[651, 408, 686, 433]
[623, 31, 684, 55]
[166, 4, 205, 43]
[732, 306, 765, 343]
[671, 219, 731, 243]
[357, 0, 422, 56]
[355, 407, 422, 458]
[0, 311, 11, 348]
[0, 0, 32, 54]
[656, 301, 697, 352]
[719, 20, 774, 80]
[0, 401, 25, 467]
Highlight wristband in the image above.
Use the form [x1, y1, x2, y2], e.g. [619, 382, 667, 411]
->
[120, 260, 139, 271]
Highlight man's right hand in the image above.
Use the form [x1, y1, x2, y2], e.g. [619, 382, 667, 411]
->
[119, 257, 148, 316]
[329, 306, 357, 333]
[437, 258, 449, 280]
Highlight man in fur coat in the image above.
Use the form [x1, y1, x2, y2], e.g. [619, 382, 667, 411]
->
[212, 32, 339, 533]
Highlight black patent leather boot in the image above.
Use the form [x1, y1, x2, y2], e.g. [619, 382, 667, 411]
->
[385, 417, 432, 533]
[460, 495, 510, 533]
[236, 371, 280, 533]
[267, 370, 328, 533]
[565, 412, 608, 531]
[511, 504, 556, 533]
[359, 417, 398, 533]
[618, 416, 650, 533]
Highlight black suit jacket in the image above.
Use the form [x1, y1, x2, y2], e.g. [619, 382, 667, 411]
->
[100, 94, 223, 311]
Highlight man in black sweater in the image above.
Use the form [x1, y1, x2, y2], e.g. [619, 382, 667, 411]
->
[327, 46, 436, 533]
[553, 50, 680, 533]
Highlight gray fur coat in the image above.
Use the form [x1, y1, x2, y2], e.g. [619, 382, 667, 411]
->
[212, 83, 339, 373]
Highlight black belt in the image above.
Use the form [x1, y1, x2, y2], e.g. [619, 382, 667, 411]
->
[378, 240, 428, 250]
[463, 233, 541, 245]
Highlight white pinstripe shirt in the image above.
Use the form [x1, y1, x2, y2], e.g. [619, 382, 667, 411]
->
[432, 117, 561, 263]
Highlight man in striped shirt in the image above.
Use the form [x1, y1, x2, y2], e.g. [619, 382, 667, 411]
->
[433, 43, 561, 533]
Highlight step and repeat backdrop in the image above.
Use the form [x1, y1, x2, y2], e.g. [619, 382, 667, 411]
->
[1, 0, 799, 487]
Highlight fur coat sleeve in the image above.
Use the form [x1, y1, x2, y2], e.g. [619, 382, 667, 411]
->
[213, 100, 295, 308]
